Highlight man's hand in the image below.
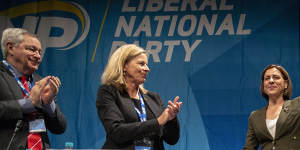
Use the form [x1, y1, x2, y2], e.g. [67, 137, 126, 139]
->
[40, 76, 61, 104]
[29, 76, 61, 106]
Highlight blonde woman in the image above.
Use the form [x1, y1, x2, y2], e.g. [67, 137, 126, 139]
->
[96, 44, 182, 150]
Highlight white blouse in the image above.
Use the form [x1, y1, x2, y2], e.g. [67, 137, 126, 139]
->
[266, 116, 279, 139]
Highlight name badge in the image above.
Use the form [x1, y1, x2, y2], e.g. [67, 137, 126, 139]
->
[29, 119, 46, 133]
[135, 146, 151, 150]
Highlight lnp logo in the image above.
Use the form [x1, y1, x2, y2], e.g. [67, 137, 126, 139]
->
[0, 0, 90, 51]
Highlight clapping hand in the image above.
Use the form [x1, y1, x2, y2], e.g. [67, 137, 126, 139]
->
[158, 96, 182, 126]
[167, 96, 182, 121]
[40, 76, 61, 104]
[29, 76, 61, 106]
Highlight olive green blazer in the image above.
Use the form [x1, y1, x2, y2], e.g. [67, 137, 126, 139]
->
[243, 96, 300, 150]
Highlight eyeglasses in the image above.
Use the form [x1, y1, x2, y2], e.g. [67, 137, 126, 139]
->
[23, 45, 43, 55]
[9, 41, 43, 56]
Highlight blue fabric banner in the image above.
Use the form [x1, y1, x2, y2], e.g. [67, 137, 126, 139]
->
[0, 0, 299, 149]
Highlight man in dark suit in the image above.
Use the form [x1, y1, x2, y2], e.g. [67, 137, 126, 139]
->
[0, 28, 66, 150]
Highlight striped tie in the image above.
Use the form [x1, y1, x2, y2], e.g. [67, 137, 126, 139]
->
[20, 75, 30, 93]
[27, 133, 43, 150]
[20, 76, 43, 150]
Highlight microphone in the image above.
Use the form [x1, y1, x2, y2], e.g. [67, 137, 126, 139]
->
[6, 120, 23, 150]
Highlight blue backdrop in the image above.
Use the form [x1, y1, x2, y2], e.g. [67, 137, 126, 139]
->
[0, 0, 299, 149]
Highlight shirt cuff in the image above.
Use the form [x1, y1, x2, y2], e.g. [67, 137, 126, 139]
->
[18, 98, 36, 113]
[42, 100, 56, 118]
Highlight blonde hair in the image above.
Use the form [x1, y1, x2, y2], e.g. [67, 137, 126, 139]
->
[101, 44, 148, 93]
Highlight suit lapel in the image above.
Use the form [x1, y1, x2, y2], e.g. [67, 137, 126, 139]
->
[256, 107, 274, 140]
[0, 62, 24, 99]
[275, 100, 291, 139]
[142, 94, 162, 118]
[122, 93, 140, 120]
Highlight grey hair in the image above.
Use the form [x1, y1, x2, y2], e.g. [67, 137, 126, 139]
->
[1, 28, 29, 59]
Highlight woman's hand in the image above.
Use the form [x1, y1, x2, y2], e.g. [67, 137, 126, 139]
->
[167, 96, 182, 120]
[157, 96, 182, 126]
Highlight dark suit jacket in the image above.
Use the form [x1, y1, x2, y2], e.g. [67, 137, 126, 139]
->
[0, 61, 67, 150]
[243, 97, 300, 150]
[96, 84, 180, 150]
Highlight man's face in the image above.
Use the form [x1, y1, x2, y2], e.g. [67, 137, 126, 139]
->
[7, 34, 42, 75]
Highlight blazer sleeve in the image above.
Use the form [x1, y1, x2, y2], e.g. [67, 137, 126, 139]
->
[162, 117, 180, 145]
[96, 85, 161, 145]
[149, 92, 180, 145]
[0, 100, 24, 120]
[30, 73, 67, 134]
[0, 70, 25, 120]
[243, 111, 259, 150]
[43, 100, 67, 134]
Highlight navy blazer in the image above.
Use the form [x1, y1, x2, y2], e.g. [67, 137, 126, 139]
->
[0, 61, 67, 150]
[96, 84, 180, 150]
[243, 97, 300, 150]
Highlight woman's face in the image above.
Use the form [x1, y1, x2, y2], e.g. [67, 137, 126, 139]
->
[124, 53, 150, 86]
[263, 68, 287, 99]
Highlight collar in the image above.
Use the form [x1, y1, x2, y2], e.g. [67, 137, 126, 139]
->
[2, 60, 32, 80]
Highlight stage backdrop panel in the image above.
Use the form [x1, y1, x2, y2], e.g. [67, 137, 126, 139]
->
[0, 0, 299, 149]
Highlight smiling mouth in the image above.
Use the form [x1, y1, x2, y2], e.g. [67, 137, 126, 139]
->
[29, 60, 40, 66]
[29, 57, 40, 63]
[267, 86, 278, 90]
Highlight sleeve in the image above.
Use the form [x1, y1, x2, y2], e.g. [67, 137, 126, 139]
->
[157, 94, 180, 145]
[31, 73, 66, 134]
[96, 85, 161, 145]
[0, 99, 24, 120]
[293, 96, 300, 104]
[18, 98, 36, 113]
[41, 100, 56, 117]
[243, 112, 259, 150]
[162, 117, 180, 145]
[0, 73, 26, 120]
[0, 71, 66, 134]
[43, 97, 67, 134]
[149, 92, 180, 145]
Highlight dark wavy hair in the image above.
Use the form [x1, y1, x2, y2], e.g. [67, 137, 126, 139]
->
[260, 64, 292, 101]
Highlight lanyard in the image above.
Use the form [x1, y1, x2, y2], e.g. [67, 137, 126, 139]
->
[134, 92, 147, 122]
[2, 60, 34, 97]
